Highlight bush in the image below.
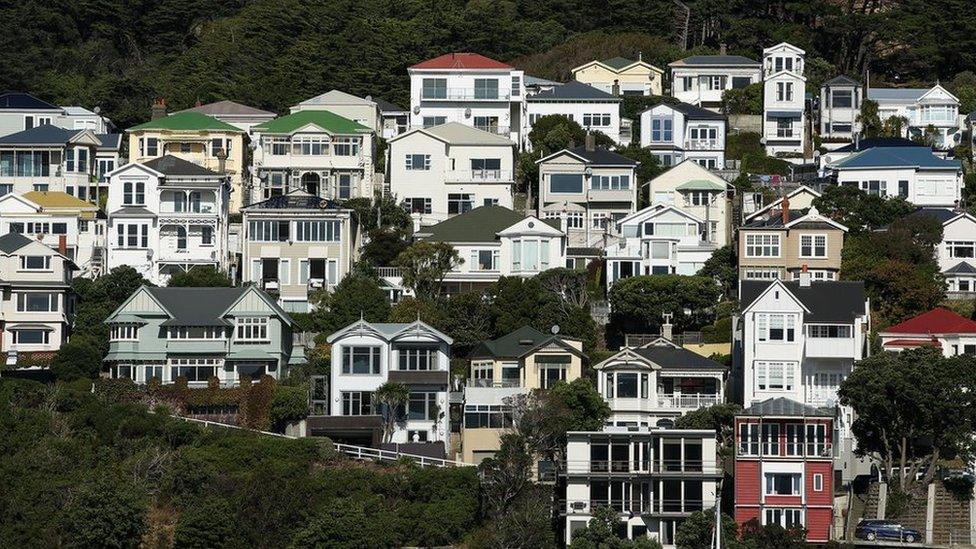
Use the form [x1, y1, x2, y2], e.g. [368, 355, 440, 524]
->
[269, 385, 309, 431]
[51, 336, 104, 380]
[173, 498, 237, 549]
[60, 477, 148, 548]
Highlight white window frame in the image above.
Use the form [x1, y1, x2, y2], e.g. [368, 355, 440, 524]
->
[235, 317, 269, 342]
[799, 233, 827, 258]
[744, 233, 781, 258]
[755, 361, 797, 391]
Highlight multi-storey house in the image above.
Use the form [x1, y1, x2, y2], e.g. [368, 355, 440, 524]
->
[816, 137, 921, 177]
[899, 208, 976, 295]
[241, 190, 359, 313]
[762, 43, 806, 156]
[647, 159, 731, 244]
[126, 105, 247, 212]
[462, 326, 585, 464]
[0, 232, 77, 368]
[563, 427, 720, 546]
[0, 191, 104, 276]
[103, 285, 304, 386]
[828, 147, 963, 207]
[526, 81, 626, 146]
[250, 109, 374, 205]
[388, 123, 516, 228]
[408, 53, 526, 147]
[537, 138, 639, 248]
[314, 319, 452, 454]
[879, 308, 976, 355]
[742, 186, 821, 226]
[738, 206, 848, 282]
[572, 56, 665, 96]
[375, 98, 409, 139]
[640, 103, 726, 168]
[175, 100, 276, 133]
[105, 156, 230, 286]
[0, 92, 115, 138]
[414, 205, 566, 294]
[668, 54, 762, 111]
[734, 398, 834, 541]
[867, 84, 961, 150]
[819, 76, 863, 141]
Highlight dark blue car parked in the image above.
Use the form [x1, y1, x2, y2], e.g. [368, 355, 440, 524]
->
[855, 520, 921, 543]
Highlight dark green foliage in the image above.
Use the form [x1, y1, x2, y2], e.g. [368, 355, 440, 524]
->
[699, 245, 737, 299]
[361, 227, 410, 266]
[674, 403, 743, 451]
[51, 336, 104, 380]
[722, 83, 763, 115]
[269, 385, 309, 431]
[310, 273, 390, 334]
[549, 378, 611, 432]
[813, 185, 915, 233]
[527, 115, 615, 156]
[59, 476, 148, 548]
[675, 510, 738, 549]
[343, 196, 412, 233]
[725, 133, 791, 175]
[570, 506, 663, 549]
[608, 275, 721, 334]
[166, 266, 233, 287]
[173, 498, 236, 549]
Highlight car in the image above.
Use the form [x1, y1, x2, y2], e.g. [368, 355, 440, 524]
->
[855, 519, 922, 543]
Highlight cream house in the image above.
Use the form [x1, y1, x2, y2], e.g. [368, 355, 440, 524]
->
[647, 159, 732, 246]
[175, 100, 276, 134]
[572, 56, 664, 96]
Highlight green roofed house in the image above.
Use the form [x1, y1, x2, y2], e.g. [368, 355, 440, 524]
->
[103, 285, 306, 386]
[250, 107, 375, 205]
[127, 100, 249, 213]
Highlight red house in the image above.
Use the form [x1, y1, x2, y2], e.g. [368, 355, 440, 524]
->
[734, 397, 834, 542]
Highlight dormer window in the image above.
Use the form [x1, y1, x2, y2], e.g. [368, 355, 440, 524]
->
[235, 317, 269, 342]
[20, 255, 51, 270]
[110, 324, 139, 341]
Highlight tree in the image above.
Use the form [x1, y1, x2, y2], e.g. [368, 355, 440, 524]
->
[840, 348, 976, 493]
[343, 196, 411, 233]
[486, 276, 557, 336]
[167, 266, 232, 287]
[569, 506, 663, 549]
[441, 292, 493, 358]
[311, 273, 390, 333]
[947, 71, 976, 114]
[375, 381, 409, 443]
[675, 403, 743, 452]
[608, 275, 721, 334]
[616, 144, 663, 199]
[857, 99, 883, 138]
[394, 241, 462, 299]
[388, 296, 446, 326]
[813, 185, 914, 232]
[173, 498, 236, 549]
[269, 385, 310, 432]
[675, 510, 739, 549]
[289, 496, 399, 549]
[739, 519, 807, 549]
[548, 378, 611, 432]
[527, 114, 614, 155]
[722, 83, 763, 115]
[361, 227, 410, 266]
[60, 477, 148, 548]
[481, 485, 557, 549]
[479, 433, 534, 517]
[699, 245, 737, 299]
[51, 336, 104, 381]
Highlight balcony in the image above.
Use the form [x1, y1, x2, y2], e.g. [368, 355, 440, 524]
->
[422, 88, 512, 101]
[656, 393, 721, 409]
[737, 442, 833, 459]
[805, 337, 855, 358]
[444, 169, 514, 183]
[683, 139, 721, 151]
[467, 378, 521, 388]
[376, 266, 402, 279]
[564, 459, 722, 476]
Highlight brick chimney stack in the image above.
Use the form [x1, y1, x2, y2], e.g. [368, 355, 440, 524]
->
[58, 235, 67, 256]
[151, 98, 167, 120]
[781, 195, 791, 225]
[585, 131, 596, 152]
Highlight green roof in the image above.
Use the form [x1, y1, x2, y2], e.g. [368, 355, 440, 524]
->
[602, 56, 636, 70]
[253, 110, 370, 135]
[417, 206, 558, 243]
[675, 179, 727, 191]
[128, 111, 242, 132]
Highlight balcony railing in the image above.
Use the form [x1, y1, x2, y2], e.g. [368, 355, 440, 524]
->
[657, 393, 721, 409]
[376, 267, 402, 279]
[444, 169, 514, 182]
[466, 379, 521, 388]
[564, 459, 722, 476]
[683, 139, 720, 150]
[771, 129, 797, 139]
[737, 442, 833, 459]
[569, 498, 707, 514]
[422, 88, 512, 101]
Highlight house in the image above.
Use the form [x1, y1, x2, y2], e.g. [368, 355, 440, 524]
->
[594, 338, 727, 428]
[867, 85, 961, 150]
[879, 308, 976, 355]
[175, 100, 277, 133]
[536, 138, 639, 248]
[563, 427, 720, 546]
[647, 159, 732, 245]
[0, 232, 77, 368]
[408, 53, 526, 147]
[901, 207, 976, 296]
[126, 104, 247, 212]
[743, 185, 821, 225]
[738, 205, 848, 282]
[61, 106, 114, 133]
[0, 191, 104, 276]
[816, 137, 923, 177]
[388, 123, 516, 228]
[762, 43, 807, 156]
[572, 56, 665, 96]
[668, 54, 762, 110]
[828, 146, 963, 207]
[526, 81, 626, 146]
[315, 319, 452, 454]
[94, 133, 123, 195]
[105, 155, 231, 286]
[819, 76, 863, 141]
[0, 92, 114, 138]
[250, 109, 375, 204]
[375, 98, 409, 139]
[240, 190, 359, 313]
[734, 398, 834, 541]
[103, 285, 304, 386]
[639, 102, 726, 169]
[413, 205, 566, 294]
[462, 326, 585, 464]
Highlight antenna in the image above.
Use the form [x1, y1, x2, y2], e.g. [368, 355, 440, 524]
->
[551, 325, 560, 335]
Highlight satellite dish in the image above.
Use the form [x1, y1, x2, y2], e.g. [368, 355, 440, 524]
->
[551, 325, 560, 334]
[464, 107, 472, 118]
[93, 106, 101, 114]
[412, 105, 420, 115]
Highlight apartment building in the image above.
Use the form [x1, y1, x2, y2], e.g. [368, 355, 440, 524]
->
[314, 319, 453, 453]
[819, 76, 863, 140]
[240, 190, 359, 313]
[105, 156, 231, 286]
[762, 43, 807, 156]
[103, 285, 304, 386]
[0, 91, 114, 138]
[572, 56, 665, 96]
[828, 147, 963, 207]
[526, 81, 626, 146]
[639, 102, 726, 168]
[738, 206, 848, 282]
[175, 100, 276, 133]
[668, 55, 762, 110]
[250, 109, 375, 205]
[867, 84, 961, 150]
[462, 326, 584, 464]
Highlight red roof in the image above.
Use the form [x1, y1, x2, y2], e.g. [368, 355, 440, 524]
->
[882, 339, 942, 348]
[410, 53, 512, 70]
[883, 308, 976, 335]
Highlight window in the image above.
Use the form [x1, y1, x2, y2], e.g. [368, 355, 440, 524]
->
[20, 256, 51, 270]
[686, 191, 711, 206]
[511, 75, 520, 97]
[123, 181, 146, 205]
[294, 220, 341, 242]
[757, 314, 796, 342]
[405, 154, 430, 170]
[333, 137, 360, 156]
[408, 392, 438, 420]
[814, 474, 824, 492]
[235, 317, 269, 342]
[764, 508, 802, 528]
[538, 363, 567, 389]
[471, 158, 501, 178]
[404, 197, 432, 214]
[13, 329, 49, 345]
[263, 137, 290, 156]
[650, 117, 673, 142]
[144, 365, 164, 382]
[799, 234, 827, 258]
[745, 234, 780, 257]
[591, 175, 630, 190]
[422, 78, 447, 99]
[174, 226, 187, 250]
[342, 391, 375, 415]
[17, 292, 58, 312]
[761, 423, 780, 455]
[831, 123, 852, 133]
[582, 113, 611, 127]
[32, 184, 49, 192]
[471, 249, 499, 271]
[707, 75, 725, 90]
[615, 373, 639, 398]
[756, 361, 797, 391]
[473, 78, 499, 100]
[464, 404, 513, 428]
[861, 180, 886, 197]
[167, 326, 224, 340]
[201, 226, 213, 245]
[549, 173, 584, 194]
[248, 220, 289, 242]
[681, 76, 694, 91]
[342, 346, 381, 375]
[422, 116, 446, 128]
[776, 82, 794, 102]
[566, 212, 583, 229]
[447, 193, 473, 215]
[807, 325, 852, 338]
[110, 324, 139, 341]
[145, 138, 158, 156]
[948, 241, 976, 258]
[292, 135, 329, 155]
[738, 422, 760, 455]
[398, 347, 435, 371]
[117, 224, 149, 249]
[512, 238, 550, 272]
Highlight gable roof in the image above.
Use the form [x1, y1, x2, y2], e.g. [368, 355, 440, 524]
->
[253, 109, 370, 135]
[0, 91, 60, 111]
[740, 280, 866, 323]
[661, 101, 726, 120]
[669, 55, 760, 67]
[618, 203, 703, 226]
[373, 97, 406, 113]
[416, 206, 558, 243]
[632, 342, 727, 371]
[527, 80, 620, 101]
[882, 308, 976, 335]
[745, 185, 822, 222]
[128, 111, 242, 133]
[0, 125, 80, 146]
[470, 326, 583, 360]
[143, 286, 292, 327]
[830, 137, 921, 153]
[177, 100, 275, 117]
[867, 88, 934, 102]
[143, 155, 222, 177]
[831, 147, 961, 170]
[326, 319, 453, 345]
[97, 133, 122, 150]
[945, 262, 976, 275]
[410, 53, 512, 70]
[295, 90, 371, 108]
[411, 122, 514, 146]
[905, 207, 959, 225]
[23, 191, 97, 211]
[742, 397, 834, 417]
[538, 145, 638, 167]
[823, 75, 861, 87]
[602, 57, 638, 70]
[0, 232, 34, 253]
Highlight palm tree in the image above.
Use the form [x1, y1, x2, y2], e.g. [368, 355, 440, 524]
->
[375, 381, 409, 444]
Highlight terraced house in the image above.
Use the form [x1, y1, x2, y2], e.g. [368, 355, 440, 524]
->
[103, 285, 304, 386]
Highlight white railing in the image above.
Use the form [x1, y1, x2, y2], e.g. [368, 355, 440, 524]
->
[409, 124, 511, 136]
[422, 88, 512, 101]
[444, 169, 514, 182]
[684, 139, 720, 150]
[805, 337, 855, 358]
[563, 459, 722, 475]
[657, 393, 721, 409]
[466, 379, 521, 388]
[376, 266, 402, 278]
[333, 443, 473, 468]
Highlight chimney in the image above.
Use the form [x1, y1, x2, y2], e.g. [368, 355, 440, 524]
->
[662, 313, 674, 341]
[612, 79, 620, 96]
[216, 148, 228, 174]
[58, 235, 67, 256]
[585, 131, 596, 152]
[781, 195, 790, 225]
[151, 98, 167, 120]
[799, 264, 811, 287]
[719, 43, 727, 55]
[638, 51, 643, 62]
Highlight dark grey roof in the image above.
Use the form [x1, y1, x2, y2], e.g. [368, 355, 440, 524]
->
[373, 97, 406, 113]
[742, 397, 834, 417]
[671, 55, 760, 67]
[0, 232, 34, 253]
[905, 207, 958, 224]
[96, 133, 122, 150]
[146, 286, 291, 327]
[528, 80, 619, 101]
[470, 326, 565, 359]
[740, 280, 866, 323]
[417, 206, 558, 243]
[143, 155, 221, 177]
[667, 102, 726, 120]
[741, 209, 809, 228]
[831, 137, 923, 153]
[946, 262, 976, 275]
[244, 190, 344, 211]
[823, 75, 860, 87]
[0, 125, 78, 146]
[633, 344, 727, 371]
[602, 57, 638, 70]
[564, 145, 637, 166]
[178, 100, 275, 117]
[567, 247, 603, 256]
[0, 92, 59, 111]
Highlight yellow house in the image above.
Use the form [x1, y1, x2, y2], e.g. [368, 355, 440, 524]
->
[127, 107, 248, 213]
[461, 326, 585, 465]
[572, 56, 665, 96]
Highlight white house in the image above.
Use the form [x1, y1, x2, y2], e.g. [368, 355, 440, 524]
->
[526, 81, 625, 146]
[105, 156, 230, 286]
[668, 54, 762, 110]
[414, 205, 566, 294]
[388, 123, 516, 229]
[816, 137, 922, 177]
[902, 208, 976, 296]
[762, 43, 806, 156]
[867, 85, 961, 150]
[408, 53, 527, 148]
[0, 92, 115, 138]
[819, 76, 862, 140]
[175, 100, 277, 134]
[828, 146, 963, 207]
[640, 104, 727, 169]
[319, 319, 453, 453]
[879, 307, 976, 356]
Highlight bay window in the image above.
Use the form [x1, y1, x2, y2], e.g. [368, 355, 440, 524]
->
[756, 314, 796, 342]
[110, 324, 139, 341]
[755, 361, 797, 391]
[17, 292, 58, 312]
[341, 346, 381, 374]
[235, 317, 269, 342]
[511, 238, 550, 272]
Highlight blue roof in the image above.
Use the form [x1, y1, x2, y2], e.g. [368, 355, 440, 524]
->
[96, 133, 122, 150]
[0, 91, 60, 111]
[867, 88, 928, 102]
[832, 147, 961, 170]
[831, 137, 921, 153]
[528, 80, 619, 101]
[0, 125, 79, 146]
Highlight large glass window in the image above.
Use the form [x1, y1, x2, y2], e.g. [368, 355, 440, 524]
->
[463, 404, 513, 428]
[407, 392, 438, 420]
[650, 117, 673, 142]
[756, 361, 796, 391]
[447, 193, 473, 215]
[342, 346, 381, 374]
[511, 238, 550, 272]
[799, 234, 827, 258]
[20, 256, 51, 270]
[549, 174, 584, 194]
[248, 220, 290, 242]
[474, 78, 499, 99]
[738, 423, 760, 456]
[764, 473, 802, 495]
[169, 358, 220, 382]
[765, 508, 803, 528]
[405, 154, 430, 170]
[615, 373, 639, 398]
[342, 391, 375, 415]
[398, 347, 435, 371]
[745, 233, 780, 257]
[421, 78, 447, 99]
[831, 89, 853, 108]
[17, 292, 58, 312]
[235, 317, 269, 342]
[294, 220, 341, 242]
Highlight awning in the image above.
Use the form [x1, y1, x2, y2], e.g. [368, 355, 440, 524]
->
[103, 351, 167, 362]
[535, 354, 572, 364]
[766, 110, 802, 118]
[883, 339, 941, 348]
[675, 179, 726, 191]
